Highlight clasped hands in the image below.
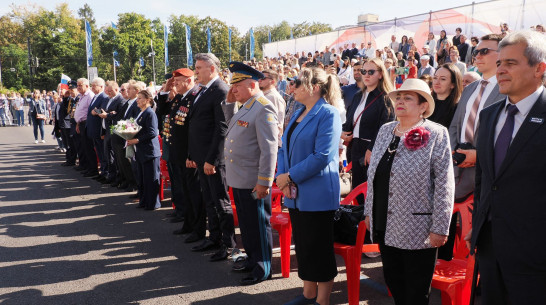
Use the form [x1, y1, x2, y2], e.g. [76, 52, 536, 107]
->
[276, 173, 292, 198]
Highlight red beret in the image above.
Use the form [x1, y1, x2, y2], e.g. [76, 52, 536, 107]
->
[172, 68, 194, 77]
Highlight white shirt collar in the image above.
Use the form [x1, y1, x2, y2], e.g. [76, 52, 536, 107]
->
[201, 76, 219, 89]
[504, 86, 544, 117]
[483, 75, 497, 85]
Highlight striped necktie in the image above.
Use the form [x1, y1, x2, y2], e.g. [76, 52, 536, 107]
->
[464, 80, 488, 144]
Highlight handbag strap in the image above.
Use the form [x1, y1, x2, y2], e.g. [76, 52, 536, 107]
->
[352, 92, 384, 130]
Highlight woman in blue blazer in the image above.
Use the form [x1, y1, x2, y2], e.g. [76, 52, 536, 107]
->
[276, 67, 342, 305]
[126, 90, 161, 210]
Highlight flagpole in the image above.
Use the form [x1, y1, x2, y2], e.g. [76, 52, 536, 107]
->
[150, 38, 156, 86]
[113, 52, 117, 83]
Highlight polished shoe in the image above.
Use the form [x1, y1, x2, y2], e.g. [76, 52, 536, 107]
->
[129, 193, 139, 199]
[172, 227, 192, 235]
[117, 182, 129, 190]
[191, 239, 220, 252]
[209, 245, 229, 262]
[184, 234, 203, 244]
[232, 258, 252, 273]
[170, 216, 184, 223]
[283, 294, 317, 305]
[240, 274, 271, 286]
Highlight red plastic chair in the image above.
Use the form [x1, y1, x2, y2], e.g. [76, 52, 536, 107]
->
[159, 159, 170, 201]
[228, 187, 239, 227]
[432, 195, 476, 305]
[271, 210, 291, 278]
[334, 182, 381, 305]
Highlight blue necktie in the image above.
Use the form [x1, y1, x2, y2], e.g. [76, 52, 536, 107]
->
[494, 104, 519, 174]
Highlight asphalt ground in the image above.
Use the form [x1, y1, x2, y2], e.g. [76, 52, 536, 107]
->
[0, 124, 446, 305]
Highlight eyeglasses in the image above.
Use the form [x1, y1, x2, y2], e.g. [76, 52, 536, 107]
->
[294, 79, 302, 88]
[472, 48, 497, 57]
[359, 69, 377, 76]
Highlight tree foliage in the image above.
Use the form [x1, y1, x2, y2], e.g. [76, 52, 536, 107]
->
[0, 4, 332, 91]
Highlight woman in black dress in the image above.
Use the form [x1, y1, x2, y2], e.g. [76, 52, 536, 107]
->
[429, 63, 463, 128]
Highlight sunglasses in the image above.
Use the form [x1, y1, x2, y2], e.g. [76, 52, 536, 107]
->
[294, 79, 302, 88]
[359, 69, 377, 76]
[472, 48, 497, 57]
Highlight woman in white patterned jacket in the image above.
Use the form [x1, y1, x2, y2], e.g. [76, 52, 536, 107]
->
[364, 78, 455, 305]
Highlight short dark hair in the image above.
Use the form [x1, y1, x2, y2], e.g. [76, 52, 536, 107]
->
[456, 27, 462, 32]
[262, 69, 279, 82]
[481, 34, 504, 43]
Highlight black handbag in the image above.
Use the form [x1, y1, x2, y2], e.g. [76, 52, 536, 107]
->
[333, 204, 364, 245]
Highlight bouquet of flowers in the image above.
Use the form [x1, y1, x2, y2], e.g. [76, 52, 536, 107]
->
[111, 118, 141, 159]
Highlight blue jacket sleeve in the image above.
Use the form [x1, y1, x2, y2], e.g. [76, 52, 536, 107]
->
[136, 112, 158, 143]
[289, 108, 341, 184]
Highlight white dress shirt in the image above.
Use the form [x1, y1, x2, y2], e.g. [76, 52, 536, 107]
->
[460, 76, 498, 143]
[194, 76, 219, 105]
[352, 91, 369, 139]
[494, 86, 543, 144]
[124, 98, 136, 118]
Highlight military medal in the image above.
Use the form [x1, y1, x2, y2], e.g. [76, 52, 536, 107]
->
[237, 120, 249, 128]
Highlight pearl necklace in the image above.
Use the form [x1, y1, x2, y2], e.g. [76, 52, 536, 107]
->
[394, 119, 425, 136]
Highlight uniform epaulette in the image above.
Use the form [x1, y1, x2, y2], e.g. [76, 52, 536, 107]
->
[256, 96, 271, 106]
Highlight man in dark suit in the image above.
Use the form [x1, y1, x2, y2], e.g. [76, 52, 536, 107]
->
[157, 69, 204, 240]
[60, 82, 77, 166]
[187, 53, 236, 260]
[85, 78, 110, 179]
[469, 30, 546, 305]
[98, 81, 125, 184]
[449, 34, 505, 201]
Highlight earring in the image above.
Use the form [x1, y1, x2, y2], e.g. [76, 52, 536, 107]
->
[420, 113, 424, 119]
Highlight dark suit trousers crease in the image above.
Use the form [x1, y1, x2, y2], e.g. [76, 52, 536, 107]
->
[176, 162, 205, 236]
[92, 137, 106, 176]
[80, 122, 97, 172]
[232, 188, 273, 280]
[136, 156, 161, 209]
[168, 162, 185, 217]
[103, 132, 117, 179]
[477, 221, 546, 305]
[61, 128, 76, 164]
[197, 165, 235, 247]
[379, 239, 438, 305]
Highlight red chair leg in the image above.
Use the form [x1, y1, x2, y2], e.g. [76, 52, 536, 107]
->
[345, 254, 361, 305]
[159, 179, 164, 200]
[279, 223, 292, 278]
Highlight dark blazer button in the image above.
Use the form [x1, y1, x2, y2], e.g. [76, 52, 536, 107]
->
[492, 185, 498, 191]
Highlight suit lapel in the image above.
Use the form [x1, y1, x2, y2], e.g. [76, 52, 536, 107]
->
[484, 102, 504, 179]
[496, 91, 546, 178]
[288, 99, 325, 162]
[483, 84, 503, 108]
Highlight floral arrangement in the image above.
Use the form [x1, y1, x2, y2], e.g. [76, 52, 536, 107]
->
[404, 126, 430, 151]
[111, 118, 141, 158]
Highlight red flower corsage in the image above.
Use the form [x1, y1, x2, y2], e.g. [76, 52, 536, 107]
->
[404, 126, 430, 151]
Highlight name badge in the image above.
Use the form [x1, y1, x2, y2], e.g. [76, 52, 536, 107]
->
[529, 117, 544, 124]
[237, 120, 249, 128]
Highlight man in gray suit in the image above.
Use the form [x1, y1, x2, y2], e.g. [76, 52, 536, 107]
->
[448, 34, 506, 201]
[224, 62, 278, 286]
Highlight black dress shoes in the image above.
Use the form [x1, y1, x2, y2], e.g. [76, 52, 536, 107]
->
[184, 234, 202, 244]
[191, 239, 220, 252]
[240, 273, 271, 286]
[232, 259, 252, 273]
[209, 245, 229, 262]
[172, 227, 192, 235]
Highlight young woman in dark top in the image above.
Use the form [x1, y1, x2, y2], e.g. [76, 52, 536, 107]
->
[429, 63, 463, 128]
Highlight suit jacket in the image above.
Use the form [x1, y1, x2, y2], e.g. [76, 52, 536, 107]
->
[276, 98, 342, 212]
[156, 88, 198, 164]
[86, 92, 110, 139]
[225, 94, 278, 189]
[471, 90, 546, 273]
[187, 78, 231, 166]
[123, 100, 140, 120]
[448, 80, 505, 199]
[103, 94, 125, 132]
[58, 97, 71, 129]
[365, 120, 455, 250]
[135, 107, 161, 163]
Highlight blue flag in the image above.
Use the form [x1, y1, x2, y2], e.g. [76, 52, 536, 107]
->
[249, 28, 255, 59]
[206, 27, 211, 53]
[309, 30, 312, 36]
[113, 50, 118, 59]
[228, 28, 232, 62]
[268, 30, 271, 43]
[114, 59, 120, 67]
[185, 24, 193, 67]
[85, 20, 93, 67]
[164, 24, 169, 67]
[290, 28, 294, 39]
[111, 22, 117, 30]
[139, 57, 144, 67]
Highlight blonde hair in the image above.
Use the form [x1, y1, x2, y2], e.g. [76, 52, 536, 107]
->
[298, 67, 342, 109]
[364, 58, 394, 94]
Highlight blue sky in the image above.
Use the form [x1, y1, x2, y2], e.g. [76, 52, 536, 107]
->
[4, 0, 487, 33]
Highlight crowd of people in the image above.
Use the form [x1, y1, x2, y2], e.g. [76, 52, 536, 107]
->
[23, 26, 546, 305]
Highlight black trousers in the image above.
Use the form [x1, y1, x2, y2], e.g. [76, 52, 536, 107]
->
[92, 137, 106, 176]
[351, 138, 370, 205]
[136, 156, 161, 210]
[61, 128, 76, 164]
[173, 162, 205, 236]
[197, 165, 235, 248]
[168, 161, 185, 217]
[79, 122, 97, 173]
[232, 188, 272, 280]
[103, 132, 116, 180]
[477, 221, 546, 305]
[112, 136, 135, 186]
[378, 233, 438, 305]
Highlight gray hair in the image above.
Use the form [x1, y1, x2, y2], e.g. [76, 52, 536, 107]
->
[91, 77, 105, 87]
[499, 30, 546, 66]
[195, 53, 221, 72]
[77, 78, 89, 86]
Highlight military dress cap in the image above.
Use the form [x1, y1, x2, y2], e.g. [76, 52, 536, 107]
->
[172, 68, 194, 77]
[68, 80, 78, 89]
[228, 61, 264, 84]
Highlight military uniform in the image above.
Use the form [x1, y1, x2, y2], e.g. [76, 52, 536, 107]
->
[225, 64, 278, 282]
